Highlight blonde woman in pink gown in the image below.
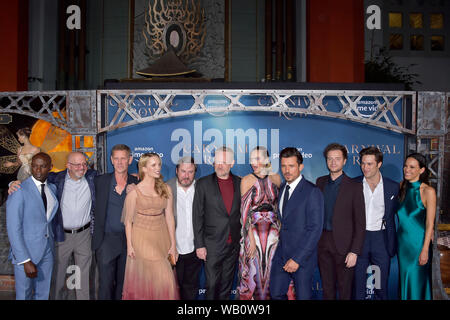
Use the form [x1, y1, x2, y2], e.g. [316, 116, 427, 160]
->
[121, 152, 179, 300]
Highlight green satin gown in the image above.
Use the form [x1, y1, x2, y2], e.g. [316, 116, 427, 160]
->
[397, 181, 432, 300]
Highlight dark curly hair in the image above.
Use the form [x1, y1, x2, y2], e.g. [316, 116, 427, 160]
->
[323, 143, 348, 160]
[16, 127, 32, 138]
[399, 153, 429, 202]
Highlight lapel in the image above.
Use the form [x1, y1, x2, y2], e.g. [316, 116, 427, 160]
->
[126, 173, 137, 185]
[47, 183, 59, 221]
[167, 178, 178, 223]
[24, 178, 48, 218]
[30, 177, 46, 213]
[95, 173, 114, 225]
[212, 173, 232, 217]
[86, 169, 96, 204]
[229, 173, 240, 217]
[278, 182, 286, 221]
[171, 179, 178, 203]
[53, 170, 67, 201]
[105, 173, 114, 196]
[382, 176, 392, 220]
[335, 172, 350, 208]
[283, 177, 306, 220]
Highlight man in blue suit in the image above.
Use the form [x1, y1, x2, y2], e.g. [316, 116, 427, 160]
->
[270, 147, 324, 300]
[353, 147, 399, 300]
[6, 152, 59, 300]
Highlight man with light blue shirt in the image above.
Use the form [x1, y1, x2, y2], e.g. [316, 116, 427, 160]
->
[6, 152, 59, 300]
[48, 152, 97, 300]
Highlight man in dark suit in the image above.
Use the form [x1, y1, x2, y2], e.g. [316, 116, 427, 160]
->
[316, 143, 365, 300]
[270, 147, 324, 300]
[92, 144, 138, 300]
[167, 156, 202, 300]
[193, 146, 241, 300]
[353, 147, 399, 300]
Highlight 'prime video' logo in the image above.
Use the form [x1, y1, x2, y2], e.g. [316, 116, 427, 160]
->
[356, 98, 379, 118]
[171, 120, 280, 171]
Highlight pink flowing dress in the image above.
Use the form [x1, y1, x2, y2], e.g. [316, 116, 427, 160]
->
[121, 187, 179, 300]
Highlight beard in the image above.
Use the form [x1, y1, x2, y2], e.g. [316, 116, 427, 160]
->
[178, 178, 194, 188]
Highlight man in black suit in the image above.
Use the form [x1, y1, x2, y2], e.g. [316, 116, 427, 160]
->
[353, 147, 399, 300]
[92, 144, 138, 300]
[193, 146, 241, 300]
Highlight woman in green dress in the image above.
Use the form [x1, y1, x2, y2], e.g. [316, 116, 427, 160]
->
[397, 153, 436, 300]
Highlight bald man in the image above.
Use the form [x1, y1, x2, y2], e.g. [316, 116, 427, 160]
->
[9, 152, 97, 300]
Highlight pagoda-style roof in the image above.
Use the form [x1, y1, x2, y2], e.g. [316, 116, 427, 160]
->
[136, 49, 196, 77]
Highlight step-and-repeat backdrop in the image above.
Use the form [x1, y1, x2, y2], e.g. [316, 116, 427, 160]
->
[106, 98, 405, 299]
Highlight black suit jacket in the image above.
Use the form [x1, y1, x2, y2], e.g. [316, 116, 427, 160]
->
[354, 175, 399, 257]
[316, 173, 366, 256]
[92, 172, 139, 251]
[193, 172, 241, 255]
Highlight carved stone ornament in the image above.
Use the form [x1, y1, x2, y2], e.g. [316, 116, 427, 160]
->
[143, 0, 206, 63]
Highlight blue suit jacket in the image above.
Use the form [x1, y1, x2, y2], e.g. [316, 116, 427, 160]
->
[274, 177, 324, 268]
[354, 175, 399, 257]
[48, 169, 97, 242]
[6, 177, 59, 265]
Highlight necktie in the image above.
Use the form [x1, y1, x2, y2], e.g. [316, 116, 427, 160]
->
[282, 185, 290, 216]
[41, 183, 47, 213]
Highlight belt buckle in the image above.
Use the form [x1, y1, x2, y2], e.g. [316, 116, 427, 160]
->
[71, 229, 77, 234]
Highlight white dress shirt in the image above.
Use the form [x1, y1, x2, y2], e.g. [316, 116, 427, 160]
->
[31, 176, 56, 221]
[175, 180, 196, 255]
[279, 174, 303, 217]
[363, 175, 385, 231]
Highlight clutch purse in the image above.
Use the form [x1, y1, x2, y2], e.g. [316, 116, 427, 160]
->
[168, 254, 176, 266]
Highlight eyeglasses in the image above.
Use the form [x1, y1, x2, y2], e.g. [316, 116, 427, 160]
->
[68, 162, 88, 168]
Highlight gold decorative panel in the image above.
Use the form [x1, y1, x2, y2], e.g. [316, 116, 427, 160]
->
[410, 34, 424, 50]
[430, 13, 444, 29]
[431, 35, 444, 51]
[389, 12, 402, 28]
[389, 34, 403, 50]
[409, 13, 423, 28]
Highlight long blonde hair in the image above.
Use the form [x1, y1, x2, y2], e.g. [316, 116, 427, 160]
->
[138, 152, 169, 199]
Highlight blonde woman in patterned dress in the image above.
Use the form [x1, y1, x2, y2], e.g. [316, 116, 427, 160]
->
[121, 152, 179, 300]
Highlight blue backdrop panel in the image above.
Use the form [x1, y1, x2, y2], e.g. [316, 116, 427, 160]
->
[106, 111, 404, 300]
